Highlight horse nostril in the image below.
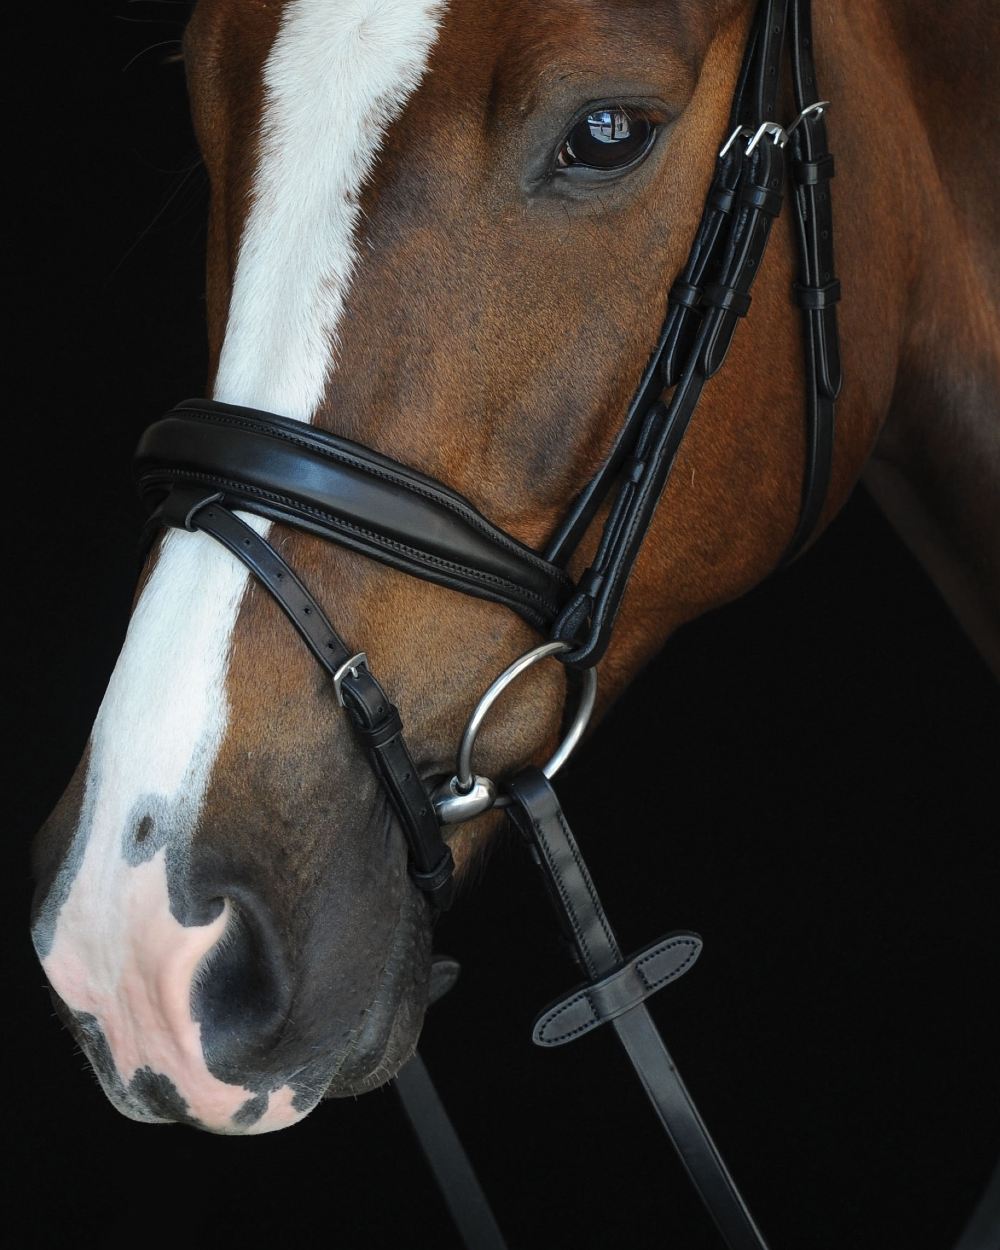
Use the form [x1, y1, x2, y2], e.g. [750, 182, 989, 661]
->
[191, 892, 291, 1085]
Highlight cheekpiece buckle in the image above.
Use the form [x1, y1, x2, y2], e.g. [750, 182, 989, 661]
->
[744, 120, 789, 153]
[333, 651, 368, 707]
[718, 102, 829, 159]
[719, 121, 787, 157]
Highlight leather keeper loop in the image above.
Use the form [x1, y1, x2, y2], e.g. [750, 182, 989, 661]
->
[702, 282, 752, 317]
[668, 280, 701, 311]
[137, 400, 572, 630]
[157, 486, 224, 533]
[577, 567, 605, 599]
[793, 153, 835, 185]
[793, 278, 841, 310]
[410, 848, 456, 906]
[352, 705, 404, 748]
[532, 932, 703, 1047]
[740, 183, 782, 217]
[710, 186, 737, 214]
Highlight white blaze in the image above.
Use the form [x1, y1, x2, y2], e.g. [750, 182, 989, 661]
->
[37, 0, 445, 1134]
[215, 0, 445, 415]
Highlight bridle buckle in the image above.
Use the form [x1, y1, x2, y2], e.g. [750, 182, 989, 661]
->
[719, 121, 787, 157]
[333, 651, 369, 706]
[719, 102, 829, 159]
[744, 120, 789, 153]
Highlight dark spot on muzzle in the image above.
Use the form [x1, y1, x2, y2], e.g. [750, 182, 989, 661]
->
[232, 1092, 269, 1128]
[128, 1068, 203, 1128]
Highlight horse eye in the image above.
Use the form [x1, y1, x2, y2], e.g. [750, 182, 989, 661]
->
[556, 107, 655, 172]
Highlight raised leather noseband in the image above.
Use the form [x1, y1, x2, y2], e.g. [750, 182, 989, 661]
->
[137, 400, 572, 630]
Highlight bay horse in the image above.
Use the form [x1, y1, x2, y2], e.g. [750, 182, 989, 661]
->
[30, 0, 997, 1213]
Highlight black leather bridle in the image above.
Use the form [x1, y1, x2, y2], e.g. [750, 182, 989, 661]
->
[134, 2, 845, 1246]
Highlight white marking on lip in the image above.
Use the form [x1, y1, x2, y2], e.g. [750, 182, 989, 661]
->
[36, 0, 447, 1132]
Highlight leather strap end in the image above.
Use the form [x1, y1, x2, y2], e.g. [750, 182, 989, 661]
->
[410, 848, 456, 911]
[700, 308, 742, 380]
[794, 282, 843, 399]
[532, 932, 702, 1047]
[155, 485, 225, 532]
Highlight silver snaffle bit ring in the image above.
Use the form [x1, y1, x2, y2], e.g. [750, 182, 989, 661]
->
[433, 641, 598, 823]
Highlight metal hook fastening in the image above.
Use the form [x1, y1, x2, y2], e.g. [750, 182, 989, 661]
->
[785, 100, 830, 138]
[719, 125, 753, 158]
[744, 120, 789, 154]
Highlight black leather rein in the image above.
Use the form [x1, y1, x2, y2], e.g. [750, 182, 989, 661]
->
[132, 2, 847, 1246]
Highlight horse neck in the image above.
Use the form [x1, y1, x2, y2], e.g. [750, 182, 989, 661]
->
[858, 0, 1000, 677]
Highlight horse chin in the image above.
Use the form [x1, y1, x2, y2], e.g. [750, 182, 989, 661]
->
[321, 877, 434, 1099]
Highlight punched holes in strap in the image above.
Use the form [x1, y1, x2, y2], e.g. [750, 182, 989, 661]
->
[533, 933, 702, 1047]
[152, 486, 456, 911]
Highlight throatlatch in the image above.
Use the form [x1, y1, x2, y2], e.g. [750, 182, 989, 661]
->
[135, 1, 840, 1245]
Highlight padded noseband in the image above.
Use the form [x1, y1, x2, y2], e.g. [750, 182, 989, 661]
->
[136, 400, 572, 630]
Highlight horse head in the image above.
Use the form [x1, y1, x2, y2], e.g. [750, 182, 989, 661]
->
[31, 0, 892, 1135]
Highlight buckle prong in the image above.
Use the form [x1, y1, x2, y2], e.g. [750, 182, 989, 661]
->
[745, 120, 789, 154]
[786, 100, 830, 138]
[719, 125, 752, 158]
[333, 651, 368, 707]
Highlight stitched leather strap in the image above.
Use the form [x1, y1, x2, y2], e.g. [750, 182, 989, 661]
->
[508, 769, 769, 1250]
[533, 932, 702, 1046]
[548, 4, 803, 667]
[538, 0, 775, 567]
[782, 0, 841, 561]
[953, 1156, 1000, 1250]
[395, 958, 509, 1250]
[546, 0, 841, 665]
[395, 1053, 509, 1250]
[137, 399, 572, 630]
[152, 486, 455, 910]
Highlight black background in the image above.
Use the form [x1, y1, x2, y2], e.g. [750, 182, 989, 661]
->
[7, 5, 999, 1248]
